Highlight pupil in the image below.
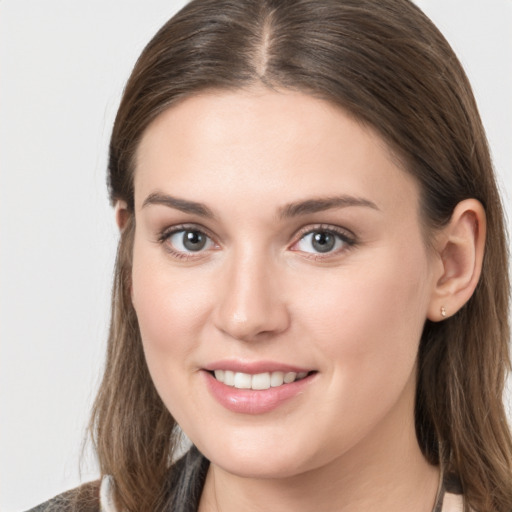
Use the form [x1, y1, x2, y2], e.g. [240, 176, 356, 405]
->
[312, 231, 335, 253]
[183, 230, 206, 251]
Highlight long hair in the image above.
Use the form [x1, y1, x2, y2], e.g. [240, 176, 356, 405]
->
[90, 1, 512, 510]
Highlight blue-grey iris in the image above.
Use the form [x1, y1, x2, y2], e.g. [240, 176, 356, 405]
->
[183, 230, 207, 251]
[312, 231, 335, 253]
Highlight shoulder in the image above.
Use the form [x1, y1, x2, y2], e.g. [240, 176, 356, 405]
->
[24, 481, 101, 512]
[89, 447, 209, 512]
[25, 447, 209, 512]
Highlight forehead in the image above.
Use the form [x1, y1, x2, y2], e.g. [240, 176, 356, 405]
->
[134, 88, 419, 218]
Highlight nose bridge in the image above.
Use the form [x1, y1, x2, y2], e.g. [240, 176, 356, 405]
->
[214, 243, 289, 341]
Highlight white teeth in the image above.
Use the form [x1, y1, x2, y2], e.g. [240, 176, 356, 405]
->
[213, 370, 309, 390]
[224, 370, 235, 386]
[270, 371, 284, 387]
[284, 372, 297, 384]
[251, 373, 271, 390]
[233, 372, 252, 389]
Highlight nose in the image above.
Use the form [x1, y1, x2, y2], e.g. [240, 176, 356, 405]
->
[213, 250, 290, 342]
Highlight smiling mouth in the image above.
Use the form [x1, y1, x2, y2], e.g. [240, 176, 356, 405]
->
[210, 370, 313, 390]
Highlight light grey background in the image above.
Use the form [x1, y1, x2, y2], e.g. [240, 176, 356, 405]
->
[1, 1, 511, 510]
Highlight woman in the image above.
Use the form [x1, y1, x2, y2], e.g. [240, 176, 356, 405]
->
[28, 0, 511, 511]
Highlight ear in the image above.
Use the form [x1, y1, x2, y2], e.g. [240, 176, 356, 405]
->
[427, 199, 486, 321]
[115, 200, 130, 232]
[114, 200, 134, 300]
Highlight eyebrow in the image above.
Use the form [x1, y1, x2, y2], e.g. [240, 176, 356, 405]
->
[141, 192, 379, 219]
[279, 195, 379, 218]
[142, 192, 215, 218]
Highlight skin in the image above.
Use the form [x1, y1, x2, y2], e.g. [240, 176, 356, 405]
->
[128, 88, 483, 512]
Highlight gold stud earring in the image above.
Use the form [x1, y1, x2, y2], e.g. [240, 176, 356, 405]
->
[440, 306, 447, 318]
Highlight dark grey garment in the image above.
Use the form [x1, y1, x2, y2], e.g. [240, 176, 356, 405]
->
[164, 446, 210, 511]
[433, 473, 464, 512]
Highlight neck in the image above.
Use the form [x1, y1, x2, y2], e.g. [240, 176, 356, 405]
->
[198, 381, 440, 512]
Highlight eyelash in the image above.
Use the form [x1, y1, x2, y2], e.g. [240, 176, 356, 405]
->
[291, 224, 357, 259]
[157, 223, 357, 260]
[157, 224, 217, 260]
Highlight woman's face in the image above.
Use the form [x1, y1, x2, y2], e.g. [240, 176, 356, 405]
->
[131, 89, 438, 478]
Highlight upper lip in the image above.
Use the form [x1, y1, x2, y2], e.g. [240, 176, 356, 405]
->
[203, 360, 314, 374]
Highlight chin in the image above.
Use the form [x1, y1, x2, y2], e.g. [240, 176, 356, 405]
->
[194, 431, 325, 479]
[213, 452, 312, 479]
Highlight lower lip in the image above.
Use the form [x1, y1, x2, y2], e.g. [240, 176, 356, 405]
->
[204, 371, 315, 414]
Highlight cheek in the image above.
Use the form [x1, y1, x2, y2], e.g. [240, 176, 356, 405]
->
[130, 241, 219, 427]
[294, 247, 431, 393]
[280, 252, 431, 457]
[130, 240, 211, 367]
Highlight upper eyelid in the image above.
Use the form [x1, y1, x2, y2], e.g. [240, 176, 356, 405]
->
[159, 223, 216, 241]
[292, 223, 356, 241]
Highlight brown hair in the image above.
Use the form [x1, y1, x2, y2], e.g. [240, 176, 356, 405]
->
[90, 0, 512, 510]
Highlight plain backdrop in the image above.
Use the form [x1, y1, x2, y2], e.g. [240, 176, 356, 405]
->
[1, 1, 511, 510]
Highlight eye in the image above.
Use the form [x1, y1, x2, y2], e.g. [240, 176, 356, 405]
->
[164, 228, 215, 254]
[294, 228, 353, 255]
